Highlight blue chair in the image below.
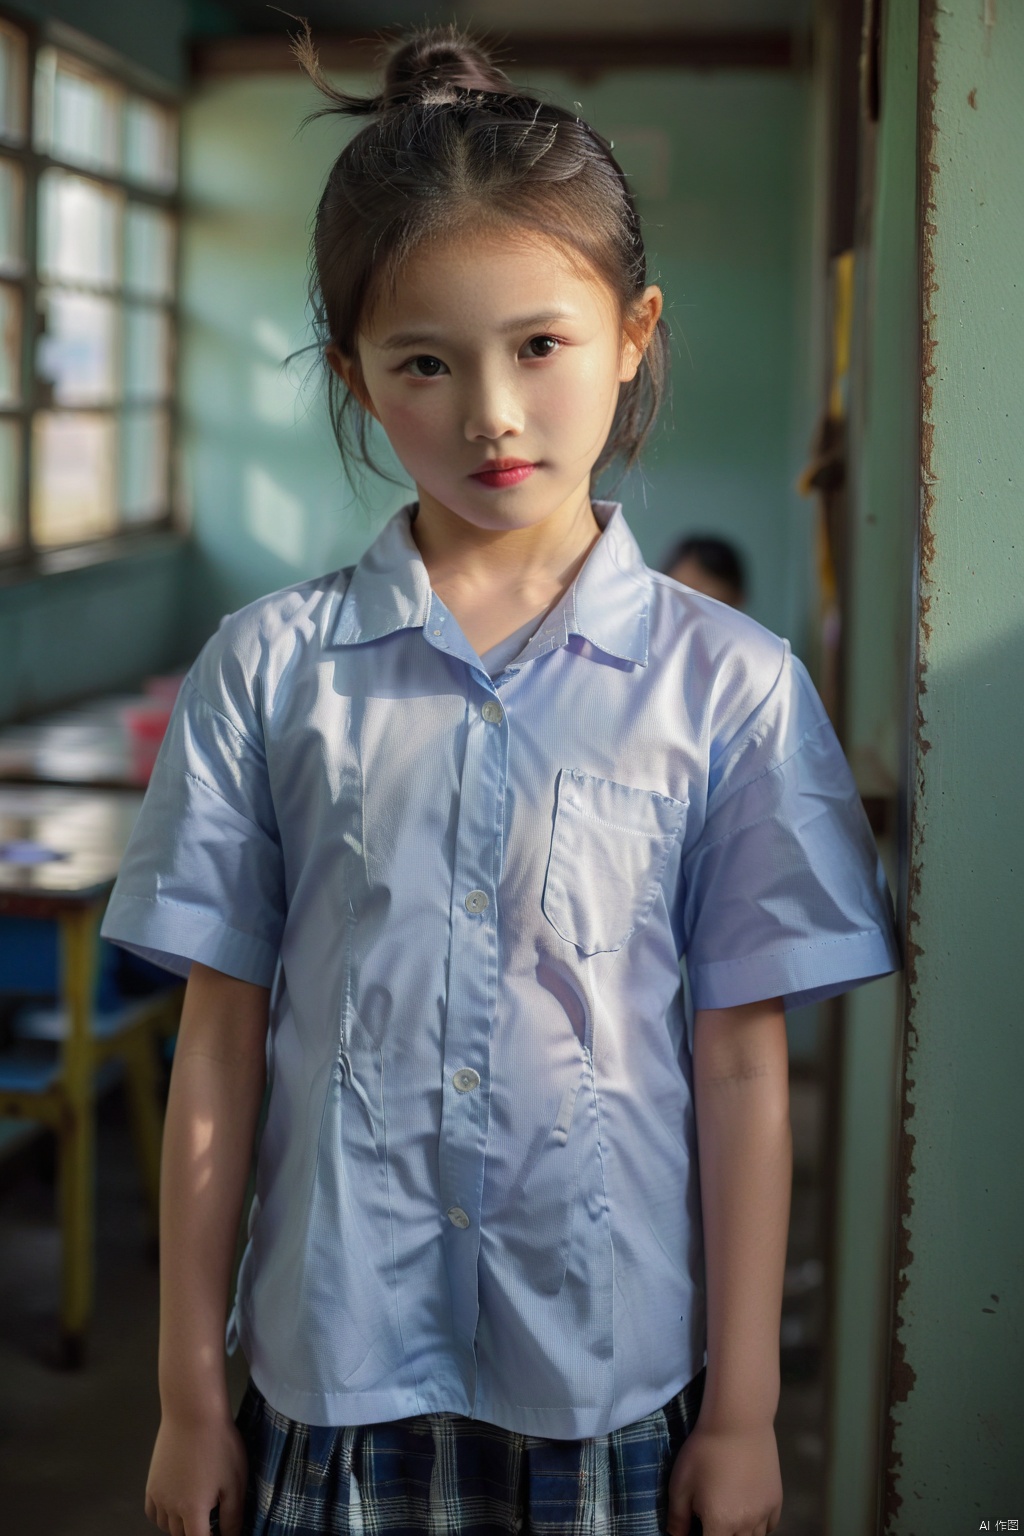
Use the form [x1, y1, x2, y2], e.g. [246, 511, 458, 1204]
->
[0, 916, 181, 1363]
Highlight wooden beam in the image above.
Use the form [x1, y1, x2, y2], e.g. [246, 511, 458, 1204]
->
[190, 30, 805, 81]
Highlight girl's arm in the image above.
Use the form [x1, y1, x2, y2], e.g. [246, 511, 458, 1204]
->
[668, 997, 790, 1536]
[145, 961, 270, 1536]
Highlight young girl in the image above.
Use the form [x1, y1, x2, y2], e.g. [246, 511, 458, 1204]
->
[103, 27, 899, 1536]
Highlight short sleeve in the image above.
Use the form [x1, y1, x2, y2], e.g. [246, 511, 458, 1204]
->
[681, 648, 900, 1012]
[100, 657, 286, 988]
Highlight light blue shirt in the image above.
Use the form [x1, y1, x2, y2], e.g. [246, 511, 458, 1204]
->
[102, 502, 899, 1436]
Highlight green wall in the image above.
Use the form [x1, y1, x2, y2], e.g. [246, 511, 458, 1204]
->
[0, 539, 188, 720]
[178, 65, 817, 654]
[887, 0, 1024, 1527]
[177, 74, 404, 651]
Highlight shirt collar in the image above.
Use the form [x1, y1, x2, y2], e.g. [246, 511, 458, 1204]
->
[331, 506, 432, 647]
[564, 499, 650, 667]
[331, 500, 650, 667]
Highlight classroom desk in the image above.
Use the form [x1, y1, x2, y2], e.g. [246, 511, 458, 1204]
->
[0, 696, 153, 789]
[0, 785, 178, 1364]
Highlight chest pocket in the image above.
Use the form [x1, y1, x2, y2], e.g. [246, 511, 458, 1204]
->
[542, 769, 688, 956]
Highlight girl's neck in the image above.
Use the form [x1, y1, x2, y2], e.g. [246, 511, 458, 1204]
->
[412, 485, 601, 592]
[410, 485, 604, 658]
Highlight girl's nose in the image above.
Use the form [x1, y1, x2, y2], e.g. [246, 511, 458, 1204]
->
[463, 369, 523, 441]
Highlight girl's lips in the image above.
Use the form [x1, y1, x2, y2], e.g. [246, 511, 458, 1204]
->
[470, 462, 537, 489]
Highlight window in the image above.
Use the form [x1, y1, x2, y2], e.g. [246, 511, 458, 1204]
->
[0, 15, 178, 560]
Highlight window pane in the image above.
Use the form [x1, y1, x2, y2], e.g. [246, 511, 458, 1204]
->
[37, 289, 118, 406]
[0, 280, 21, 404]
[120, 407, 169, 522]
[0, 157, 24, 276]
[0, 22, 28, 145]
[34, 51, 122, 175]
[124, 97, 177, 191]
[0, 418, 20, 548]
[124, 204, 175, 300]
[124, 305, 171, 401]
[39, 169, 122, 289]
[31, 411, 116, 545]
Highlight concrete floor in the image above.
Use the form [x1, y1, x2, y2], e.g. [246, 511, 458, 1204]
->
[0, 1080, 828, 1535]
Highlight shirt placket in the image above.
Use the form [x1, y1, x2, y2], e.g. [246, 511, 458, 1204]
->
[427, 601, 508, 1390]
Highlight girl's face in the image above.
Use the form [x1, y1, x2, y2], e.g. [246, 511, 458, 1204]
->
[339, 230, 661, 538]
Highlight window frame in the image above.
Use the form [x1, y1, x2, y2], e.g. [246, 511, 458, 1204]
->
[0, 7, 181, 575]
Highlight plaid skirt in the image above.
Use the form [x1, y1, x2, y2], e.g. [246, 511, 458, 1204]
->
[235, 1369, 706, 1536]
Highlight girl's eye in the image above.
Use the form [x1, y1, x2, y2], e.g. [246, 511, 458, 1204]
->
[523, 335, 560, 359]
[405, 355, 447, 378]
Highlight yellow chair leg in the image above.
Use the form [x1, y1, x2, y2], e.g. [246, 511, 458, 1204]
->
[121, 1027, 163, 1238]
[57, 907, 100, 1367]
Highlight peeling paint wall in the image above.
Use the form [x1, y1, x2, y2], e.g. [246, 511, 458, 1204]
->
[885, 0, 1024, 1527]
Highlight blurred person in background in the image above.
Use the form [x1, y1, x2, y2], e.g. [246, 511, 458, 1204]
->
[664, 534, 747, 608]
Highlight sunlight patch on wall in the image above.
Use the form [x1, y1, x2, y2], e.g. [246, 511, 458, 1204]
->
[251, 315, 301, 427]
[244, 463, 306, 566]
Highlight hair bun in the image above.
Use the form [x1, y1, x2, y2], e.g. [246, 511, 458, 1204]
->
[382, 28, 510, 105]
[292, 21, 512, 122]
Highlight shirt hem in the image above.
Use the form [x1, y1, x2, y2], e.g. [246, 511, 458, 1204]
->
[690, 927, 900, 1012]
[100, 892, 279, 989]
[241, 1320, 706, 1438]
[471, 1365, 706, 1438]
[245, 1356, 471, 1429]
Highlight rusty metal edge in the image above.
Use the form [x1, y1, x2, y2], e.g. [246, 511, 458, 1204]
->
[880, 0, 939, 1529]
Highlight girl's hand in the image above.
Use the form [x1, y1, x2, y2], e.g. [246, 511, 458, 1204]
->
[666, 1419, 783, 1536]
[145, 1410, 248, 1536]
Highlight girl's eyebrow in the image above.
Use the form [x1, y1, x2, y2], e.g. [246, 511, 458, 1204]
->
[378, 311, 577, 350]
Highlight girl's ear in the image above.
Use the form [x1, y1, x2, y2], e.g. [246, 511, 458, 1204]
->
[325, 343, 380, 420]
[619, 285, 664, 383]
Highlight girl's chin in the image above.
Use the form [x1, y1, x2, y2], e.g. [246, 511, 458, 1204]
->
[416, 476, 593, 531]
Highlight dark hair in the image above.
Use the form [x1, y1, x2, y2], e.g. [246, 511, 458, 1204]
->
[662, 535, 747, 596]
[292, 23, 670, 484]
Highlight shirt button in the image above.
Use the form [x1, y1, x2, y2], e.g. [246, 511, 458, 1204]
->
[465, 889, 489, 914]
[453, 1068, 481, 1093]
[482, 701, 503, 724]
[447, 1206, 471, 1229]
